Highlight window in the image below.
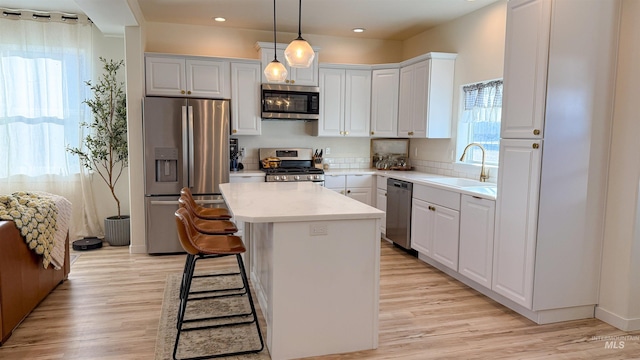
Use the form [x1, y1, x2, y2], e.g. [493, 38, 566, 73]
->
[0, 17, 92, 178]
[457, 79, 502, 166]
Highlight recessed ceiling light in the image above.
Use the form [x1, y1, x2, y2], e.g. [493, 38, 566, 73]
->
[213, 17, 226, 22]
[352, 28, 365, 33]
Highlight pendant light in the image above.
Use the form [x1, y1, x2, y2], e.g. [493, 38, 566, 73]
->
[264, 0, 288, 82]
[284, 0, 315, 68]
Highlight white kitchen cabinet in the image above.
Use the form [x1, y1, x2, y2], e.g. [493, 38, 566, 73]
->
[256, 42, 319, 86]
[500, 0, 550, 139]
[375, 175, 388, 234]
[493, 139, 542, 307]
[317, 66, 371, 137]
[459, 195, 495, 290]
[492, 0, 619, 322]
[411, 184, 460, 271]
[370, 68, 399, 137]
[231, 61, 262, 135]
[324, 174, 373, 206]
[145, 55, 230, 98]
[397, 53, 456, 138]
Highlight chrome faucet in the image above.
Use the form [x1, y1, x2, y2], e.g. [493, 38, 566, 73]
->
[460, 143, 489, 182]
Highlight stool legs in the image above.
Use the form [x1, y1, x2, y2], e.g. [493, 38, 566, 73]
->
[173, 254, 264, 360]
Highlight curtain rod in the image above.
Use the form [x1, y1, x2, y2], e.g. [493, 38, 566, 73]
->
[1, 8, 91, 24]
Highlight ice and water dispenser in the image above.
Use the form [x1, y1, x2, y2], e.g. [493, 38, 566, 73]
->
[154, 147, 179, 182]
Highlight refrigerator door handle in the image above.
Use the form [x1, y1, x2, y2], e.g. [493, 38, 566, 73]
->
[181, 106, 189, 189]
[188, 105, 195, 188]
[150, 200, 180, 206]
[194, 199, 226, 205]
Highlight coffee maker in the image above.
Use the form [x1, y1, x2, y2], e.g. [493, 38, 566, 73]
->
[230, 138, 240, 171]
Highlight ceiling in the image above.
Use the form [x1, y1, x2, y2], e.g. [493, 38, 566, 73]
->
[1, 0, 500, 40]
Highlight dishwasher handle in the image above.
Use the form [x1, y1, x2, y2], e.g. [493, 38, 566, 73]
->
[389, 180, 411, 189]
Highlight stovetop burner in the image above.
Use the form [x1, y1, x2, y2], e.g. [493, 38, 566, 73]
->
[263, 167, 324, 175]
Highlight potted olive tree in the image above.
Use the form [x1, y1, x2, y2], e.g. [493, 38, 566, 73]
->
[68, 57, 129, 246]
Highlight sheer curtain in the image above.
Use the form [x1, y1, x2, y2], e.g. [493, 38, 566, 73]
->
[0, 11, 102, 239]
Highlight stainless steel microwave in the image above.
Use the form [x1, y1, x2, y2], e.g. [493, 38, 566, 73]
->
[261, 84, 320, 120]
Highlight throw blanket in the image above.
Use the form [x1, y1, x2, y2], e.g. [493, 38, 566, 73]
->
[0, 191, 58, 269]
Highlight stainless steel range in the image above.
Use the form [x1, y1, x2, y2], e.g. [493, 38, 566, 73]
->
[259, 148, 324, 185]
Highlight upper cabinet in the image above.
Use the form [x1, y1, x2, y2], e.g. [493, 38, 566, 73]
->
[316, 65, 371, 137]
[397, 53, 456, 138]
[500, 0, 551, 139]
[230, 61, 262, 135]
[145, 55, 230, 98]
[370, 67, 400, 138]
[256, 42, 320, 86]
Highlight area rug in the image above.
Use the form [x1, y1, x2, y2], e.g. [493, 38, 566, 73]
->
[155, 271, 270, 360]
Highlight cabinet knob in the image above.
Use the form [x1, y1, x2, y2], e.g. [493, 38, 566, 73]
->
[232, 129, 237, 134]
[285, 79, 290, 83]
[429, 206, 436, 211]
[291, 80, 295, 84]
[181, 90, 186, 94]
[533, 129, 541, 135]
[187, 90, 192, 95]
[408, 131, 414, 136]
[532, 143, 539, 149]
[371, 131, 375, 135]
[345, 131, 349, 135]
[347, 190, 351, 194]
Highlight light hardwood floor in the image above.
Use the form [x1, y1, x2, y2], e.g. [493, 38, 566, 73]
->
[1, 240, 639, 359]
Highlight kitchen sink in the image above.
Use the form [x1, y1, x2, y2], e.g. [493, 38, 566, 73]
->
[461, 186, 498, 196]
[427, 177, 491, 188]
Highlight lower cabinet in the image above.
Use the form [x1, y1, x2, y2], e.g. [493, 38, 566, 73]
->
[325, 174, 373, 206]
[410, 184, 460, 271]
[459, 195, 496, 289]
[375, 175, 388, 235]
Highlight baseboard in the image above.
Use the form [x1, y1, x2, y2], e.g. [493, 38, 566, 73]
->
[129, 244, 147, 254]
[595, 306, 640, 331]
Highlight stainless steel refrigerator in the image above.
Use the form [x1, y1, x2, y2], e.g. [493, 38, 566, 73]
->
[143, 97, 230, 254]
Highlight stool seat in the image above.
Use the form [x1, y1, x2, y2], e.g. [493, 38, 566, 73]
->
[191, 234, 246, 255]
[192, 218, 238, 235]
[180, 188, 232, 220]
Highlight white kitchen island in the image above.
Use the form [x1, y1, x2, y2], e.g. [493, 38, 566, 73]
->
[219, 182, 384, 360]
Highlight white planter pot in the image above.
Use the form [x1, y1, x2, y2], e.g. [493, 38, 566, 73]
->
[104, 215, 130, 246]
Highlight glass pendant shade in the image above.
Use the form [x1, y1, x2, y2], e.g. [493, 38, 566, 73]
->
[284, 38, 315, 68]
[264, 59, 288, 82]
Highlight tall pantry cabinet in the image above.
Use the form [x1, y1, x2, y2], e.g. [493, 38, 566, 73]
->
[492, 0, 620, 323]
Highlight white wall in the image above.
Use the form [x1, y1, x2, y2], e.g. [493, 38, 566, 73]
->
[597, 0, 640, 331]
[90, 28, 130, 226]
[144, 22, 403, 64]
[402, 0, 507, 164]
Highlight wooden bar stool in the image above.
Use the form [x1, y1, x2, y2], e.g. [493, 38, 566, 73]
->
[180, 187, 232, 220]
[173, 208, 264, 360]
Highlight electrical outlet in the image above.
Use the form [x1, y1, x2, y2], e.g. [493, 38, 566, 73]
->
[325, 147, 331, 155]
[310, 223, 328, 236]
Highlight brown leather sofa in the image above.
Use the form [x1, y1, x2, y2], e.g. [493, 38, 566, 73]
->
[0, 220, 70, 345]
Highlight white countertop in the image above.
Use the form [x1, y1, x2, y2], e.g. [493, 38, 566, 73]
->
[219, 182, 385, 223]
[228, 168, 497, 200]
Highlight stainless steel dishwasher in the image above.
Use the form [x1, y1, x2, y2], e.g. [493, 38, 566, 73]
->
[385, 178, 413, 249]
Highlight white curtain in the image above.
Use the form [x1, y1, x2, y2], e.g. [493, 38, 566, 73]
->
[461, 80, 503, 123]
[0, 12, 102, 239]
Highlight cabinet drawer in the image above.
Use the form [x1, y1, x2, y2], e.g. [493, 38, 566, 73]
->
[324, 175, 346, 188]
[413, 184, 460, 210]
[377, 175, 388, 190]
[347, 174, 372, 187]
